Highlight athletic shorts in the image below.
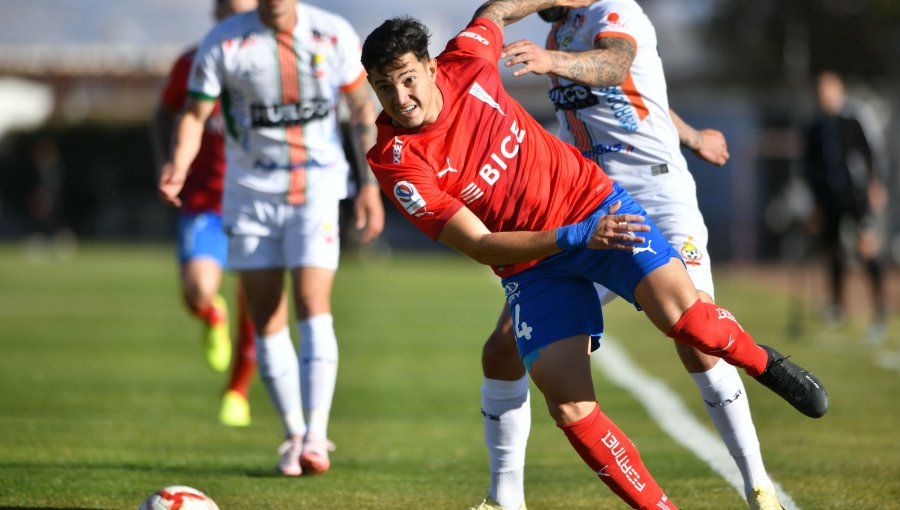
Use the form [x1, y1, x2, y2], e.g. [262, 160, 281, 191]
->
[176, 211, 227, 266]
[500, 183, 681, 363]
[596, 160, 714, 301]
[222, 186, 340, 272]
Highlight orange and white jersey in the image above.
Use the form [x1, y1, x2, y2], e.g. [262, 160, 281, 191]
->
[546, 0, 690, 197]
[189, 3, 366, 203]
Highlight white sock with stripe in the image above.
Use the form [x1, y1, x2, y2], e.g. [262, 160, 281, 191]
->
[255, 326, 305, 438]
[482, 375, 530, 510]
[298, 314, 338, 440]
[690, 359, 774, 495]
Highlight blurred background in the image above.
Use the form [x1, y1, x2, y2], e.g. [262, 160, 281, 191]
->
[0, 0, 897, 327]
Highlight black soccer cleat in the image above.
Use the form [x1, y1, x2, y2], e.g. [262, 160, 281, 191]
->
[754, 344, 828, 418]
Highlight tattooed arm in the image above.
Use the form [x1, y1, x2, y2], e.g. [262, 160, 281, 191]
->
[502, 35, 635, 88]
[669, 109, 730, 166]
[474, 0, 598, 32]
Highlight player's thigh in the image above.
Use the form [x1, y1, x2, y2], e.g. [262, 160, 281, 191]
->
[633, 258, 700, 334]
[646, 200, 715, 300]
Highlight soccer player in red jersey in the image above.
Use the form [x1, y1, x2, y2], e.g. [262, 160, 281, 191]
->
[151, 0, 260, 427]
[362, 1, 828, 508]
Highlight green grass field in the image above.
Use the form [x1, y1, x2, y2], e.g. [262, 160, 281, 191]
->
[0, 244, 898, 509]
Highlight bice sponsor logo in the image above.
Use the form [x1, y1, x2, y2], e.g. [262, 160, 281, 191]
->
[393, 181, 431, 217]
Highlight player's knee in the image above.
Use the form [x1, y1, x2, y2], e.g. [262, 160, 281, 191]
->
[546, 399, 595, 425]
[668, 300, 743, 355]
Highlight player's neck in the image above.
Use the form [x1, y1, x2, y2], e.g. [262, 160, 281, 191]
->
[261, 7, 297, 32]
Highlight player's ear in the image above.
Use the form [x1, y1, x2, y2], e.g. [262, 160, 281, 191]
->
[427, 58, 438, 81]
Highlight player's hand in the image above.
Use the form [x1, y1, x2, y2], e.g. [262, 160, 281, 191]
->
[354, 184, 385, 243]
[692, 129, 729, 167]
[587, 200, 650, 250]
[502, 39, 553, 77]
[557, 200, 649, 251]
[158, 162, 185, 208]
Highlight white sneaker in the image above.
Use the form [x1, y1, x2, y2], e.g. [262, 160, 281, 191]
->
[300, 434, 336, 475]
[277, 438, 303, 476]
[747, 486, 784, 510]
[466, 497, 527, 510]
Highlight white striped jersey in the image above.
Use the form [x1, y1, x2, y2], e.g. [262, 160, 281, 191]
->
[189, 4, 366, 202]
[546, 0, 692, 197]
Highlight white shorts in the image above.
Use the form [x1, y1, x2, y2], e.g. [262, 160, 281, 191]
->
[595, 162, 714, 303]
[222, 186, 340, 272]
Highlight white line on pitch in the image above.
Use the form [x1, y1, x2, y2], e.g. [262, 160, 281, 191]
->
[592, 337, 800, 510]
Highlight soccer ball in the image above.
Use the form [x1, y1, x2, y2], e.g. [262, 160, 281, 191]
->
[138, 485, 220, 510]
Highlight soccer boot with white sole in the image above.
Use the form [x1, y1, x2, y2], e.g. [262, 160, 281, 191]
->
[202, 295, 231, 373]
[219, 390, 251, 427]
[299, 434, 335, 475]
[754, 344, 828, 418]
[277, 437, 303, 476]
[747, 486, 785, 510]
[466, 497, 527, 510]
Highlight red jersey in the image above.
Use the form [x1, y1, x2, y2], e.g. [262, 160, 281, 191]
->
[367, 18, 614, 276]
[160, 48, 226, 214]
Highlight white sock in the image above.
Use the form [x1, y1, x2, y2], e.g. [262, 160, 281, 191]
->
[482, 376, 530, 510]
[255, 327, 305, 438]
[690, 359, 773, 495]
[298, 314, 338, 440]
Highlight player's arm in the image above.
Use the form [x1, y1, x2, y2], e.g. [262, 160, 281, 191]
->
[158, 98, 216, 207]
[502, 35, 634, 87]
[150, 102, 177, 174]
[668, 108, 730, 167]
[437, 202, 648, 266]
[473, 0, 598, 32]
[344, 83, 385, 243]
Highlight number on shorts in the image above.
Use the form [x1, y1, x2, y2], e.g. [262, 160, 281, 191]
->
[513, 304, 533, 341]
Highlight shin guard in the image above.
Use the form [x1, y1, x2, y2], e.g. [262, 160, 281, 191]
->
[668, 300, 768, 377]
[559, 404, 676, 510]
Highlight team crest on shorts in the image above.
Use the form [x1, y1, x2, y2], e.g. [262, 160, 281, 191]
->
[680, 239, 703, 267]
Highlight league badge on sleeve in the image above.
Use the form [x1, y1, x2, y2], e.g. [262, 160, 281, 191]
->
[393, 181, 430, 217]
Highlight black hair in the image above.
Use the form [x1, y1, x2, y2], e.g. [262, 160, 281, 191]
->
[361, 16, 432, 74]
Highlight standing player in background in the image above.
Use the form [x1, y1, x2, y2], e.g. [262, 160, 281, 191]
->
[470, 2, 784, 509]
[363, 1, 827, 507]
[803, 70, 889, 344]
[151, 0, 259, 428]
[159, 0, 384, 476]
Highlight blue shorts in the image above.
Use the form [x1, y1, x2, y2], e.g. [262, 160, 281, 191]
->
[500, 183, 681, 365]
[176, 211, 228, 266]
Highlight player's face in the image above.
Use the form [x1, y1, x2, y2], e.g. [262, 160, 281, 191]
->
[368, 53, 441, 131]
[258, 0, 295, 20]
[216, 0, 257, 20]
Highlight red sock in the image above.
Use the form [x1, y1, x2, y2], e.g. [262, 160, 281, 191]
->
[667, 299, 768, 377]
[226, 286, 256, 397]
[196, 301, 225, 327]
[559, 403, 677, 510]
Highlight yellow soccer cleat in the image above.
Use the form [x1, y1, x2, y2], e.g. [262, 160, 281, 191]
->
[202, 295, 231, 373]
[747, 487, 785, 510]
[219, 390, 251, 427]
[466, 497, 526, 510]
